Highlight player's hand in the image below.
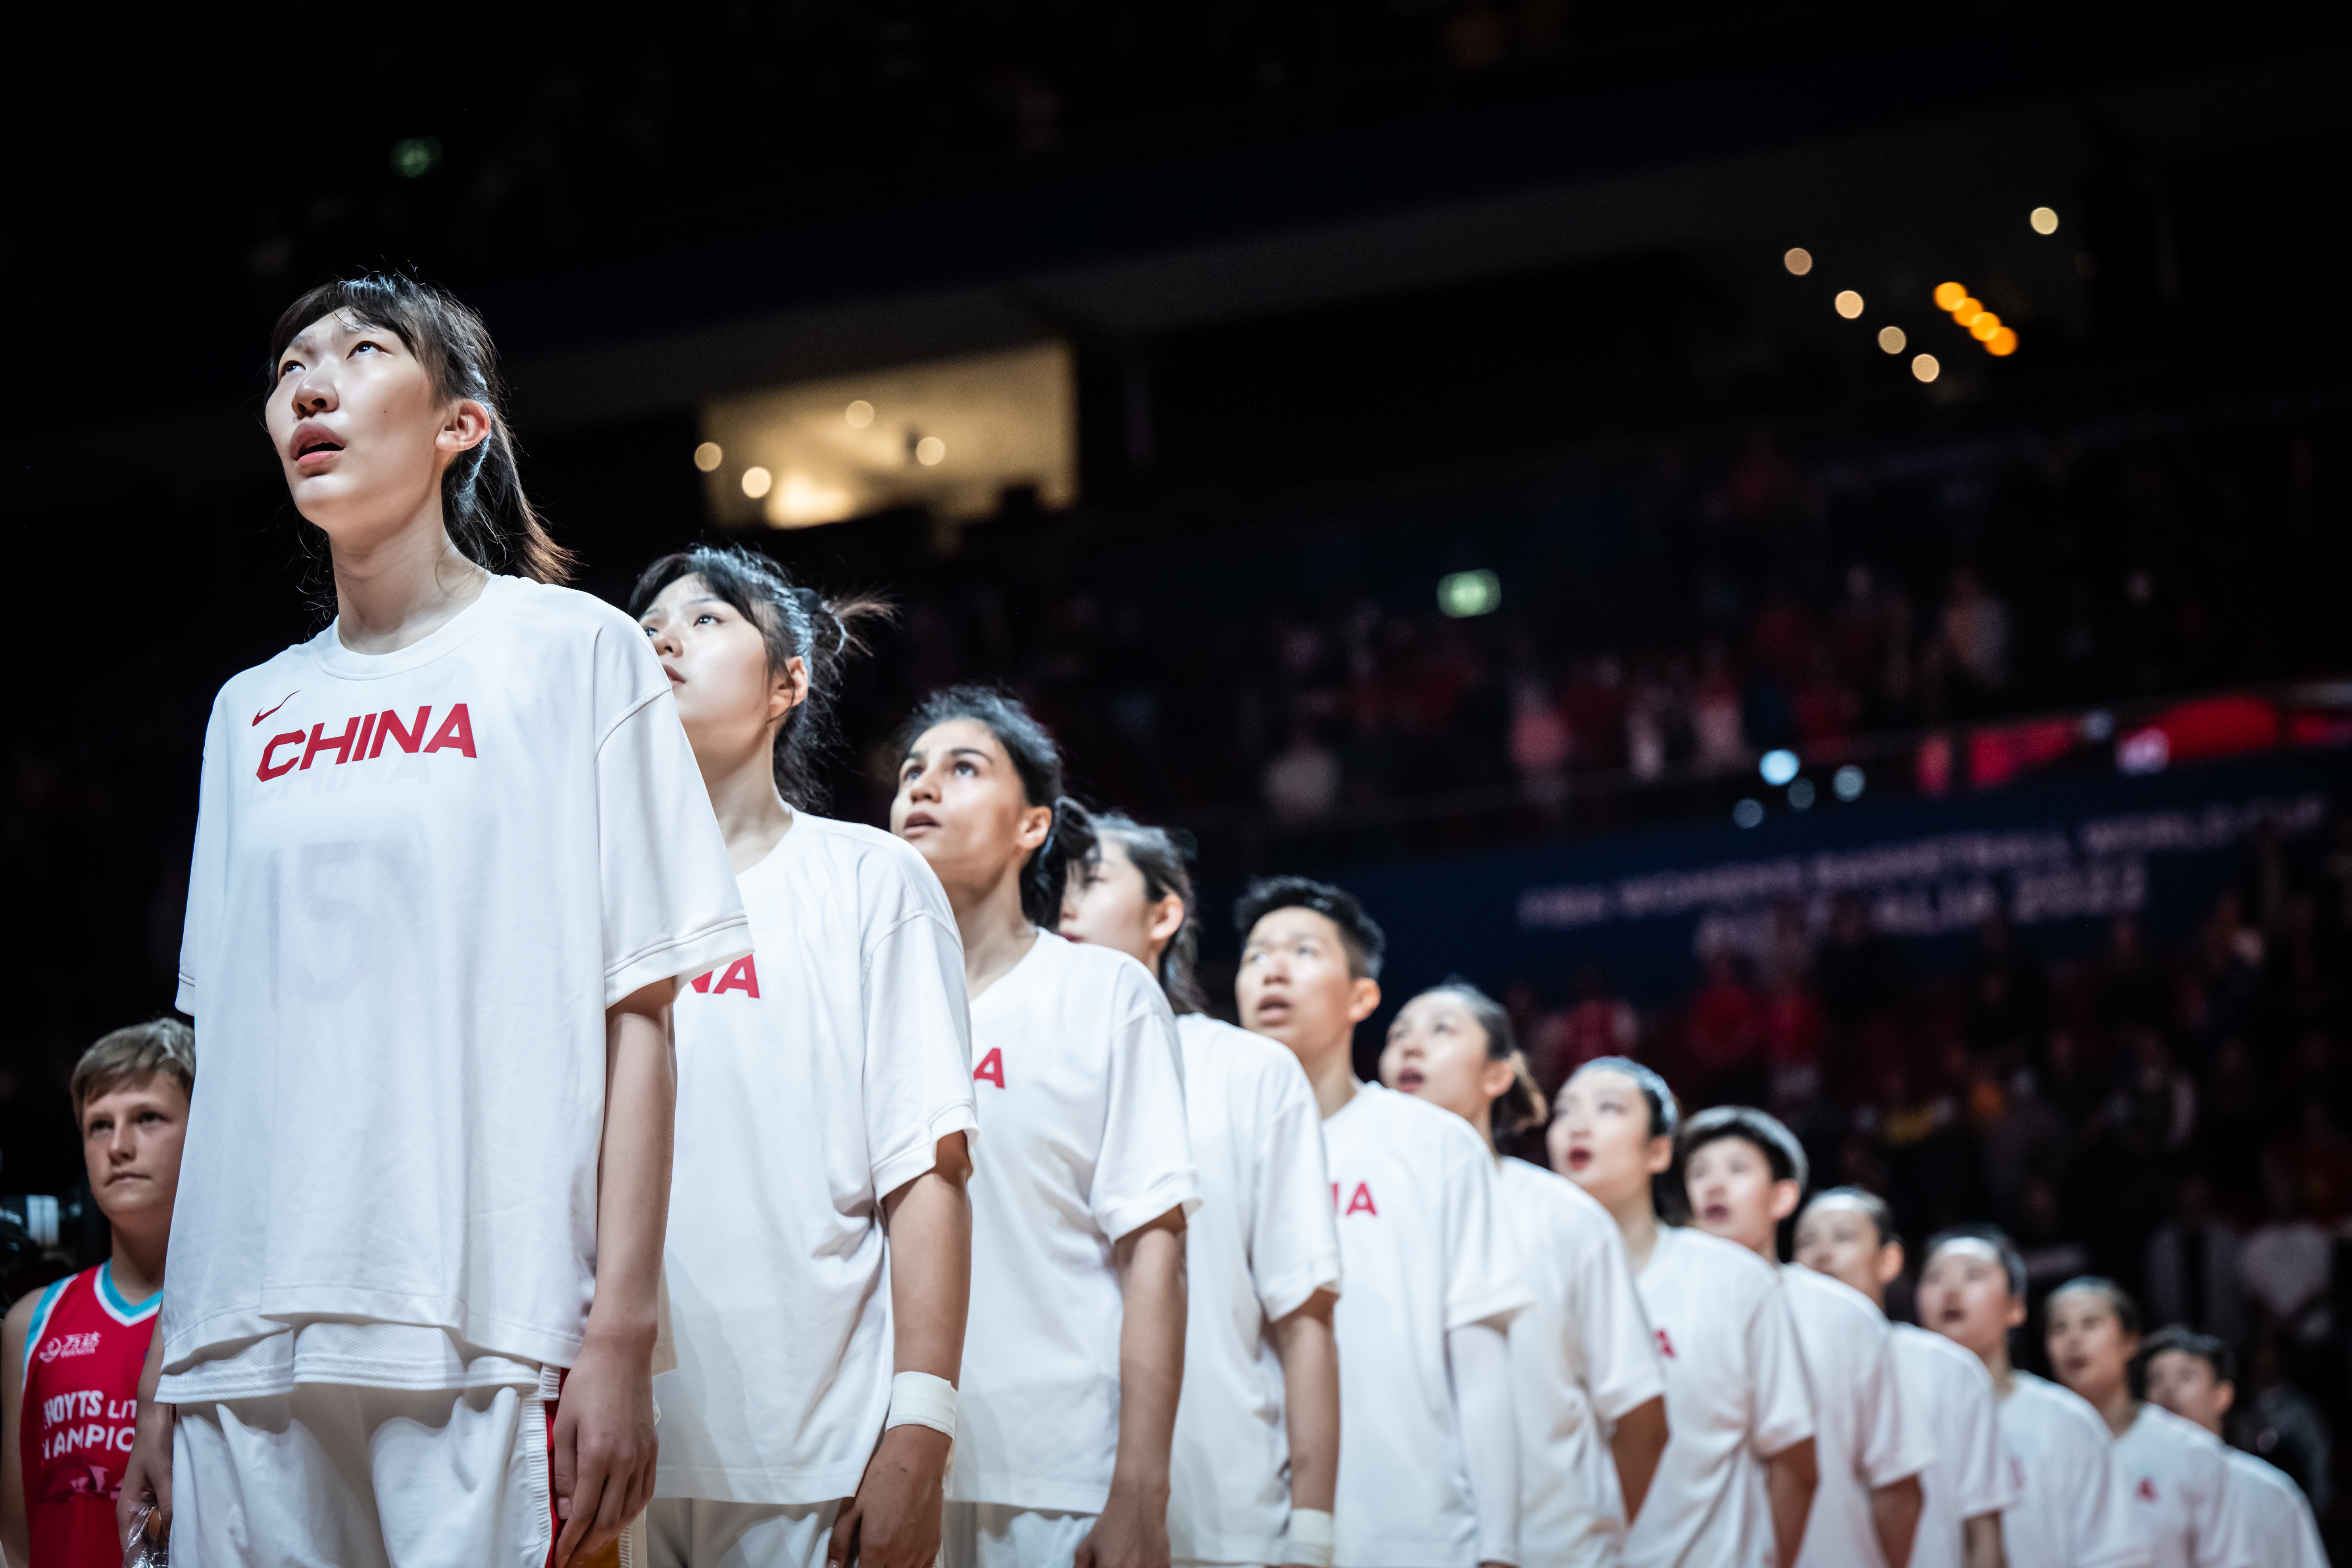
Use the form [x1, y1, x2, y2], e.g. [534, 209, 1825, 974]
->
[549, 1331, 658, 1568]
[1073, 1474, 1170, 1568]
[827, 1424, 950, 1568]
[116, 1400, 175, 1551]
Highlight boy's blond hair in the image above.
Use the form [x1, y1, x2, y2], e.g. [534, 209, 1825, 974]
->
[69, 1018, 195, 1120]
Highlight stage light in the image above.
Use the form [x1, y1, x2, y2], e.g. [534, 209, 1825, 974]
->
[1438, 569, 1502, 618]
[1913, 354, 1941, 383]
[915, 436, 946, 466]
[1953, 298, 1983, 325]
[390, 137, 441, 179]
[2030, 206, 2060, 235]
[845, 400, 875, 429]
[1934, 281, 1967, 310]
[1877, 325, 1907, 354]
[1788, 777, 1817, 810]
[693, 442, 723, 473]
[1987, 327, 2019, 356]
[1760, 748, 1800, 786]
[1733, 798, 1765, 829]
[1833, 764, 1865, 801]
[742, 466, 773, 498]
[1785, 248, 1814, 275]
[1835, 290, 1865, 319]
[1971, 313, 2002, 342]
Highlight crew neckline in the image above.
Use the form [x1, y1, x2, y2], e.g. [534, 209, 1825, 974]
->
[308, 572, 516, 681]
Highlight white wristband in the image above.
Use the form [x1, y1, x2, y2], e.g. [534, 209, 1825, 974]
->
[1284, 1507, 1335, 1568]
[885, 1371, 957, 1440]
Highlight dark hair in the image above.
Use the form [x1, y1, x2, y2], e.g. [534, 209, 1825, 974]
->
[2050, 1276, 2142, 1337]
[71, 1018, 195, 1119]
[1565, 1056, 1681, 1141]
[2143, 1325, 2235, 1386]
[267, 273, 571, 586]
[1092, 814, 1210, 1015]
[1412, 979, 1544, 1142]
[1681, 1104, 1810, 1192]
[898, 686, 1096, 928]
[629, 544, 891, 812]
[1923, 1223, 2028, 1300]
[1804, 1186, 1897, 1250]
[1233, 875, 1386, 979]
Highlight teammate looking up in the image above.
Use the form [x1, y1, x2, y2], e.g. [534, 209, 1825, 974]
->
[1681, 1108, 1930, 1568]
[1794, 1189, 2019, 1568]
[892, 688, 1197, 1568]
[1062, 816, 1343, 1568]
[120, 273, 750, 1568]
[4, 1020, 192, 1568]
[1236, 877, 1529, 1568]
[1553, 1061, 1815, 1568]
[1915, 1229, 2147, 1568]
[1381, 981, 1669, 1566]
[2045, 1279, 2247, 1568]
[2142, 1328, 2324, 1568]
[632, 546, 975, 1568]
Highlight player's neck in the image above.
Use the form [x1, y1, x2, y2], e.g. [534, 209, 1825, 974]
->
[702, 750, 794, 873]
[1614, 1201, 1662, 1272]
[956, 874, 1039, 1000]
[1977, 1338, 2016, 1397]
[331, 520, 488, 656]
[1297, 1039, 1360, 1120]
[108, 1227, 165, 1304]
[2090, 1385, 2139, 1438]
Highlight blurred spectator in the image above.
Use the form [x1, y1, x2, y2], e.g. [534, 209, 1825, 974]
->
[1528, 962, 1638, 1095]
[1981, 1068, 2070, 1223]
[2240, 1178, 2333, 1346]
[1817, 894, 1906, 1033]
[1937, 566, 2010, 697]
[2143, 1173, 2247, 1347]
[1962, 914, 2050, 1064]
[1684, 946, 1763, 1106]
[1692, 644, 1746, 773]
[2233, 1339, 2333, 1512]
[1262, 715, 1340, 824]
[2093, 914, 2172, 1038]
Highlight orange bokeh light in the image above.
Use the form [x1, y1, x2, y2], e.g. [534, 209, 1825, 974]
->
[1934, 281, 1967, 310]
[1970, 313, 2003, 341]
[1987, 327, 2019, 356]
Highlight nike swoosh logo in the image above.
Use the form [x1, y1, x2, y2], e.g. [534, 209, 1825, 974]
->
[252, 691, 298, 726]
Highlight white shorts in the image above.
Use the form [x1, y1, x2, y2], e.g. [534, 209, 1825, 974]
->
[637, 1496, 841, 1568]
[941, 1503, 1096, 1568]
[170, 1372, 559, 1568]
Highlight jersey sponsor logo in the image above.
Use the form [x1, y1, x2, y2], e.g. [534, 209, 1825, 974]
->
[1655, 1327, 1677, 1359]
[37, 1390, 138, 1463]
[35, 1331, 100, 1364]
[1329, 1180, 1377, 1217]
[687, 954, 762, 997]
[256, 702, 477, 781]
[251, 690, 298, 726]
[973, 1048, 1006, 1089]
[2136, 1477, 2159, 1503]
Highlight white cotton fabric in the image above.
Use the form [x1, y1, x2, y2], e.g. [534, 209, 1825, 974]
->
[637, 1496, 842, 1568]
[656, 814, 977, 1505]
[948, 933, 1200, 1514]
[1994, 1372, 2152, 1568]
[1496, 1156, 1665, 1568]
[1323, 1084, 1530, 1568]
[163, 573, 748, 1396]
[1166, 1014, 1343, 1567]
[2218, 1447, 2326, 1568]
[1622, 1226, 1815, 1568]
[2111, 1403, 2252, 1568]
[942, 1503, 1097, 1568]
[1890, 1324, 2021, 1568]
[1785, 1266, 1934, 1568]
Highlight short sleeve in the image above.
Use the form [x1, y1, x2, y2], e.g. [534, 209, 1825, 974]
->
[2184, 1438, 2250, 1568]
[1856, 1317, 1934, 1487]
[595, 686, 750, 1004]
[861, 898, 979, 1201]
[1089, 974, 1200, 1241]
[1942, 1349, 2021, 1518]
[1247, 1056, 1342, 1322]
[1574, 1216, 1665, 1423]
[175, 696, 231, 1015]
[1746, 1279, 1817, 1458]
[1440, 1125, 1531, 1332]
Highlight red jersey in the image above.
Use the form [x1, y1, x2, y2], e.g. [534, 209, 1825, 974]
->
[18, 1264, 158, 1568]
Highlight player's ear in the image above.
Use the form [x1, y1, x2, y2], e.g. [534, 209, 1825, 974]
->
[2004, 1293, 2028, 1331]
[1876, 1240, 1906, 1288]
[1345, 975, 1382, 1024]
[1769, 1180, 1802, 1223]
[1644, 1135, 1676, 1176]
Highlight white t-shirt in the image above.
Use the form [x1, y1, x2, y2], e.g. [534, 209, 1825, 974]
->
[162, 573, 748, 1396]
[1786, 1266, 1934, 1568]
[948, 933, 1200, 1514]
[1167, 1014, 1343, 1566]
[1995, 1372, 2150, 1568]
[2219, 1448, 2325, 1568]
[1623, 1226, 1815, 1568]
[2112, 1404, 2249, 1568]
[1496, 1157, 1665, 1568]
[1323, 1083, 1529, 1568]
[656, 814, 977, 1504]
[1890, 1324, 2021, 1568]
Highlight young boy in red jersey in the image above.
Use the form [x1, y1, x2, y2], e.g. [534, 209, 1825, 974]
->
[3, 1019, 192, 1567]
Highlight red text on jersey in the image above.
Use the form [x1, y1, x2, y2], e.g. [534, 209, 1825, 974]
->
[1330, 1181, 1377, 1217]
[256, 702, 477, 781]
[688, 955, 761, 997]
[1655, 1327, 1677, 1359]
[973, 1048, 1006, 1089]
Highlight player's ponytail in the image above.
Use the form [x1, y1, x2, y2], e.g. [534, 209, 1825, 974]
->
[1094, 814, 1211, 1015]
[899, 686, 1097, 929]
[629, 545, 894, 812]
[1420, 979, 1546, 1143]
